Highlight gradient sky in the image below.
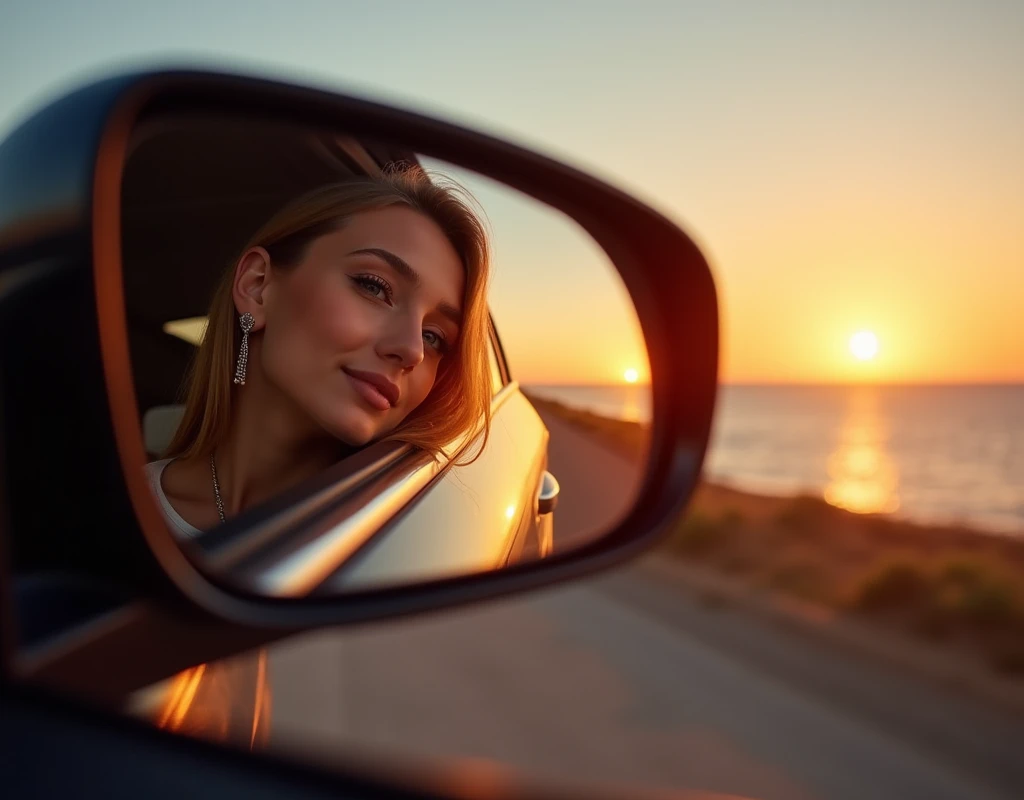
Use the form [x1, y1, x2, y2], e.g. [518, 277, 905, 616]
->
[2, 1, 1021, 384]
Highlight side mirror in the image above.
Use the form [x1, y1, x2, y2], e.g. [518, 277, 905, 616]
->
[0, 69, 718, 698]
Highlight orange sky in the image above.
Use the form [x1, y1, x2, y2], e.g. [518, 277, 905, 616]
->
[439, 164, 651, 386]
[447, 67, 1024, 386]
[436, 8, 1024, 387]
[700, 124, 1024, 385]
[455, 143, 1023, 386]
[6, 4, 1019, 387]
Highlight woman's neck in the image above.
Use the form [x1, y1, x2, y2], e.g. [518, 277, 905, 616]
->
[212, 363, 350, 515]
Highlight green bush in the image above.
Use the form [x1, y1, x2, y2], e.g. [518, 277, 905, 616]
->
[932, 557, 1021, 627]
[852, 558, 930, 613]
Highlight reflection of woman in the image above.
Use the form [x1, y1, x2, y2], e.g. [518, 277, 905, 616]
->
[145, 169, 492, 537]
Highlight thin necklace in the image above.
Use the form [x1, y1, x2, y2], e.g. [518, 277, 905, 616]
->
[210, 452, 227, 523]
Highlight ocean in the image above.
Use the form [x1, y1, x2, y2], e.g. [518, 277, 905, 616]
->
[524, 384, 1024, 535]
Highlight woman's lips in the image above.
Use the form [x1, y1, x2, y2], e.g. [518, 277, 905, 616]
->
[343, 370, 392, 412]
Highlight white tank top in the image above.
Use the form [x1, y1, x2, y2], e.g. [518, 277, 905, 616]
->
[144, 459, 203, 539]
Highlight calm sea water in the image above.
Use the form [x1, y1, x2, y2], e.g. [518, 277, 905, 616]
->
[525, 384, 1024, 535]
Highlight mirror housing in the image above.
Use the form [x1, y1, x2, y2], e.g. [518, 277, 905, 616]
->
[0, 69, 717, 696]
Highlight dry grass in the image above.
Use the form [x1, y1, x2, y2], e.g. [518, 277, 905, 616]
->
[531, 394, 1024, 676]
[522, 392, 649, 461]
[669, 492, 1024, 674]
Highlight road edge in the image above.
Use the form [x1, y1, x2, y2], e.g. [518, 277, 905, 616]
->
[636, 554, 1024, 717]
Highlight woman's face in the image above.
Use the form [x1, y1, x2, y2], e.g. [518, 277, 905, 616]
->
[255, 206, 465, 446]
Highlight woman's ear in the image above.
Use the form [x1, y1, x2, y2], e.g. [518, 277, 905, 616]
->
[232, 247, 272, 330]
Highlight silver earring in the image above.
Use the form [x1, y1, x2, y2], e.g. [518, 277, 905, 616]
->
[233, 312, 255, 385]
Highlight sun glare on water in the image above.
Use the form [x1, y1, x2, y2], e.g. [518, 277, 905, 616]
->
[849, 331, 879, 362]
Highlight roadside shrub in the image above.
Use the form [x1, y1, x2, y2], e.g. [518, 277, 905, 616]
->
[931, 557, 1022, 628]
[522, 392, 647, 453]
[852, 558, 930, 613]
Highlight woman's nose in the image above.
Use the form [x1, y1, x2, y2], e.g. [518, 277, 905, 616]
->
[377, 324, 424, 370]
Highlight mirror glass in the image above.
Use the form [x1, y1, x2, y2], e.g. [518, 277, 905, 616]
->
[121, 112, 650, 595]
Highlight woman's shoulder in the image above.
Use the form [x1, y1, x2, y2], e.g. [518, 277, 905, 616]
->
[144, 458, 173, 489]
[144, 458, 203, 539]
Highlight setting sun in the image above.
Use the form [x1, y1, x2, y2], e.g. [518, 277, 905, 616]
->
[850, 331, 879, 362]
[624, 368, 639, 384]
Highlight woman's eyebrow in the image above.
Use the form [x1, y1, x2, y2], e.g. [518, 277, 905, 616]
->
[348, 247, 420, 285]
[348, 247, 462, 327]
[437, 302, 463, 328]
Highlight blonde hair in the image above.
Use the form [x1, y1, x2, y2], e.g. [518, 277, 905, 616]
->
[165, 168, 492, 465]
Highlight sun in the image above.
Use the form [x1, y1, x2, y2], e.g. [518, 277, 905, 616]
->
[849, 331, 879, 361]
[623, 368, 639, 384]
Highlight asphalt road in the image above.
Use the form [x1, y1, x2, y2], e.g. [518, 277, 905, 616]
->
[266, 410, 1024, 800]
[535, 408, 647, 553]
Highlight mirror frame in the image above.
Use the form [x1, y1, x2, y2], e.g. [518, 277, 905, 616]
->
[0, 68, 717, 696]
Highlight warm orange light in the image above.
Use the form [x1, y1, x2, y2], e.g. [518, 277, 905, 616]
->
[849, 331, 879, 361]
[157, 664, 207, 732]
[624, 368, 639, 383]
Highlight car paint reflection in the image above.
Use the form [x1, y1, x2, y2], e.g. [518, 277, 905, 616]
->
[149, 651, 271, 749]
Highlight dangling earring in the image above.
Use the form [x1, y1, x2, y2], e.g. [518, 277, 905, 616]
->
[233, 312, 255, 385]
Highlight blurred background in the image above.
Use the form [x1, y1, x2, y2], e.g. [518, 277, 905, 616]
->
[4, 2, 1023, 799]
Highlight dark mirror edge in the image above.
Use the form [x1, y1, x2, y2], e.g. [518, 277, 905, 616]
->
[1, 68, 718, 697]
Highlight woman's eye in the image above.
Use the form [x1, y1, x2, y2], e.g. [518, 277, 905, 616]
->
[423, 330, 448, 354]
[352, 275, 393, 304]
